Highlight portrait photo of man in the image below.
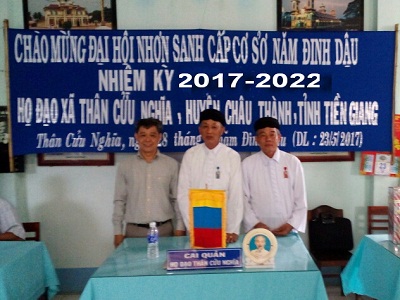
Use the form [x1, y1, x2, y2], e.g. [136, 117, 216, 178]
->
[250, 234, 270, 260]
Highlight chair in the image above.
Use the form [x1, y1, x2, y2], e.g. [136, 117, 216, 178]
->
[22, 222, 40, 241]
[367, 206, 389, 234]
[308, 205, 353, 293]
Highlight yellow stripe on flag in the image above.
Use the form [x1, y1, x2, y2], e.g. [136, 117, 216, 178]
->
[189, 189, 226, 208]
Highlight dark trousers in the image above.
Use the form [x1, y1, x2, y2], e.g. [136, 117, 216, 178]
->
[125, 220, 173, 237]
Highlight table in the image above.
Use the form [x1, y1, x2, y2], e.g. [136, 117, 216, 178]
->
[81, 233, 327, 300]
[341, 234, 400, 300]
[0, 241, 60, 300]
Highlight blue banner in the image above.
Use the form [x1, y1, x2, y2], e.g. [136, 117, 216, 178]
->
[8, 29, 394, 155]
[167, 248, 242, 270]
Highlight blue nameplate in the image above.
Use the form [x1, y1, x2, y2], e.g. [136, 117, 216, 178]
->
[166, 248, 242, 270]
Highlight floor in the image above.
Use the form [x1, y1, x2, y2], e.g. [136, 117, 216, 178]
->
[53, 285, 373, 299]
[54, 294, 80, 300]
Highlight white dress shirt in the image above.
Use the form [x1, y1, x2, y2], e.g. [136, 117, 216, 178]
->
[242, 149, 307, 232]
[0, 198, 26, 239]
[177, 143, 243, 234]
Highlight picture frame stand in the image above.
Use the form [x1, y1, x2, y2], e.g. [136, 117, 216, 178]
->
[242, 228, 278, 268]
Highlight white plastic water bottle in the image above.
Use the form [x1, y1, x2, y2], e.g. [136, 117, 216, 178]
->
[147, 222, 159, 259]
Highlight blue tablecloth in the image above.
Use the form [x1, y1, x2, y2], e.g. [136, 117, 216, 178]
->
[0, 241, 60, 300]
[81, 233, 327, 300]
[341, 234, 400, 300]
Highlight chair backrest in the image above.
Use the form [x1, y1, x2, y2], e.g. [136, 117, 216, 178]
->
[367, 206, 389, 234]
[22, 222, 40, 241]
[307, 205, 343, 221]
[308, 205, 353, 253]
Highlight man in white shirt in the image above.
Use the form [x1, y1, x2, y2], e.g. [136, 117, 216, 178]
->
[250, 234, 269, 258]
[113, 118, 185, 248]
[177, 109, 243, 243]
[0, 198, 25, 241]
[242, 117, 307, 236]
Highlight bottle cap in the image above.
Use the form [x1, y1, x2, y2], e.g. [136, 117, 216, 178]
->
[150, 222, 156, 227]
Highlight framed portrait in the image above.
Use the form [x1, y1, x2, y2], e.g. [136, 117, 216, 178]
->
[277, 0, 364, 31]
[242, 228, 278, 265]
[23, 0, 117, 30]
[37, 152, 114, 166]
[291, 151, 355, 162]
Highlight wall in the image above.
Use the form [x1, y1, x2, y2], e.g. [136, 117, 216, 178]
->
[1, 0, 400, 292]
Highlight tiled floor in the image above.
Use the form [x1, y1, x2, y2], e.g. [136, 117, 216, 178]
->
[54, 285, 373, 299]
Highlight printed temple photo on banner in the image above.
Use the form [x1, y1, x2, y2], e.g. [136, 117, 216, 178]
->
[23, 0, 117, 30]
[277, 0, 364, 31]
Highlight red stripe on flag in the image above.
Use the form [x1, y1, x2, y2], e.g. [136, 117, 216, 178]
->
[193, 228, 223, 248]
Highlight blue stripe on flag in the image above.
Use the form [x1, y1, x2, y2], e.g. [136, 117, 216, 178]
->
[193, 207, 222, 229]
